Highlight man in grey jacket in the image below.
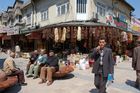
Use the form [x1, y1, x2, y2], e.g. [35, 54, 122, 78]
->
[92, 37, 114, 93]
[132, 40, 140, 89]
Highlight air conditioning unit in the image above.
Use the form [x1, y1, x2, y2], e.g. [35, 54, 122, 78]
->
[91, 12, 98, 22]
[92, 12, 98, 19]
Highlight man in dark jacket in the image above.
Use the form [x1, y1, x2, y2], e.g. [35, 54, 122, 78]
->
[39, 50, 59, 86]
[132, 40, 140, 89]
[92, 37, 114, 93]
[26, 50, 39, 74]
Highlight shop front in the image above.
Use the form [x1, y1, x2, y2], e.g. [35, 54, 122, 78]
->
[41, 22, 124, 54]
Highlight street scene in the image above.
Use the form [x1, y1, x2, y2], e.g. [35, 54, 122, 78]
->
[0, 52, 139, 93]
[0, 0, 140, 93]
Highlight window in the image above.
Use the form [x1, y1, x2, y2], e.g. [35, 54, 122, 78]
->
[97, 2, 106, 16]
[27, 14, 31, 24]
[41, 10, 48, 21]
[77, 0, 87, 13]
[119, 14, 126, 22]
[57, 3, 69, 16]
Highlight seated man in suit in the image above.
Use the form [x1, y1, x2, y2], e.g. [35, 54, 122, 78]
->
[39, 50, 59, 86]
[3, 51, 26, 85]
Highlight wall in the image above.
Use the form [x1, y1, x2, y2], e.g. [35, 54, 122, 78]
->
[34, 0, 76, 27]
[22, 4, 33, 27]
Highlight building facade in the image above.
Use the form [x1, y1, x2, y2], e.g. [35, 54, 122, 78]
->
[0, 0, 136, 53]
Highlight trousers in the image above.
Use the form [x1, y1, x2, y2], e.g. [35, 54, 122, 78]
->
[94, 73, 107, 93]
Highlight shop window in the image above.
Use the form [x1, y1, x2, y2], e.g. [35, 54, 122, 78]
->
[57, 3, 69, 16]
[77, 0, 87, 13]
[41, 10, 48, 21]
[97, 2, 106, 16]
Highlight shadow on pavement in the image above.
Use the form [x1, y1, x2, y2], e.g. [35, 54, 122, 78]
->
[0, 59, 6, 69]
[89, 88, 98, 93]
[3, 84, 21, 93]
[125, 79, 140, 90]
[55, 73, 75, 80]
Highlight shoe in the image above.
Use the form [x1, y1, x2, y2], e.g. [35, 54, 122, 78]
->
[26, 75, 33, 78]
[39, 80, 46, 84]
[47, 81, 53, 86]
[33, 76, 38, 79]
[19, 83, 27, 86]
[25, 72, 28, 75]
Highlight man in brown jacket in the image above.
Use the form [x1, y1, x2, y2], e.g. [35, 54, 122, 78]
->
[3, 51, 26, 85]
[132, 40, 140, 89]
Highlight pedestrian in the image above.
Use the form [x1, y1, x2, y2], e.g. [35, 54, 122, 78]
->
[15, 43, 21, 58]
[92, 37, 114, 93]
[39, 50, 59, 86]
[3, 51, 27, 85]
[132, 40, 140, 89]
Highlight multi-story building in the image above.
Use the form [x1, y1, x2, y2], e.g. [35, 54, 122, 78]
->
[19, 0, 134, 52]
[0, 0, 135, 52]
[0, 0, 24, 49]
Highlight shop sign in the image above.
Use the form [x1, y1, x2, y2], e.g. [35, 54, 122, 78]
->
[106, 15, 128, 30]
[20, 26, 36, 34]
[0, 26, 19, 35]
[27, 32, 41, 40]
[20, 27, 30, 34]
[6, 27, 19, 35]
[0, 26, 8, 33]
[131, 17, 140, 32]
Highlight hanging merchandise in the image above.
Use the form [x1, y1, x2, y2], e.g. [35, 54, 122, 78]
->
[71, 27, 76, 43]
[61, 27, 67, 43]
[66, 27, 70, 39]
[121, 31, 128, 42]
[77, 26, 82, 41]
[58, 28, 62, 42]
[127, 33, 133, 43]
[88, 27, 93, 49]
[74, 27, 77, 39]
[84, 27, 88, 39]
[54, 28, 59, 43]
[81, 27, 84, 39]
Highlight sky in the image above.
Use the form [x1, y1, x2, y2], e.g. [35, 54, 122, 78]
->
[0, 0, 140, 18]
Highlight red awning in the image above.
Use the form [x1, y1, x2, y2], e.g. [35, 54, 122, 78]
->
[27, 32, 41, 40]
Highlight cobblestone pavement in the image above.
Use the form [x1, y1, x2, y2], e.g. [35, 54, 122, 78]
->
[0, 52, 139, 93]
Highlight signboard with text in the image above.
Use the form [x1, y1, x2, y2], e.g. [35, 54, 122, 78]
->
[106, 15, 128, 30]
[131, 17, 140, 32]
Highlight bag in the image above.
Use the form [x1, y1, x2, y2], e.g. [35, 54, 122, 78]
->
[106, 74, 114, 87]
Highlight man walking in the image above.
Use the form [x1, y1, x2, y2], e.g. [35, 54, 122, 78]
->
[92, 37, 114, 93]
[132, 40, 140, 90]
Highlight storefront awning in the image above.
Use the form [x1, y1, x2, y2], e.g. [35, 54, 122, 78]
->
[131, 31, 140, 36]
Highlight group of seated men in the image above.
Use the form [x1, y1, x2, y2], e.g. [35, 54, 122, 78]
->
[26, 49, 59, 85]
[2, 49, 59, 86]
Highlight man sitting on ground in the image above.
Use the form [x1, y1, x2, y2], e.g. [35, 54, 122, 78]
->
[39, 50, 59, 86]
